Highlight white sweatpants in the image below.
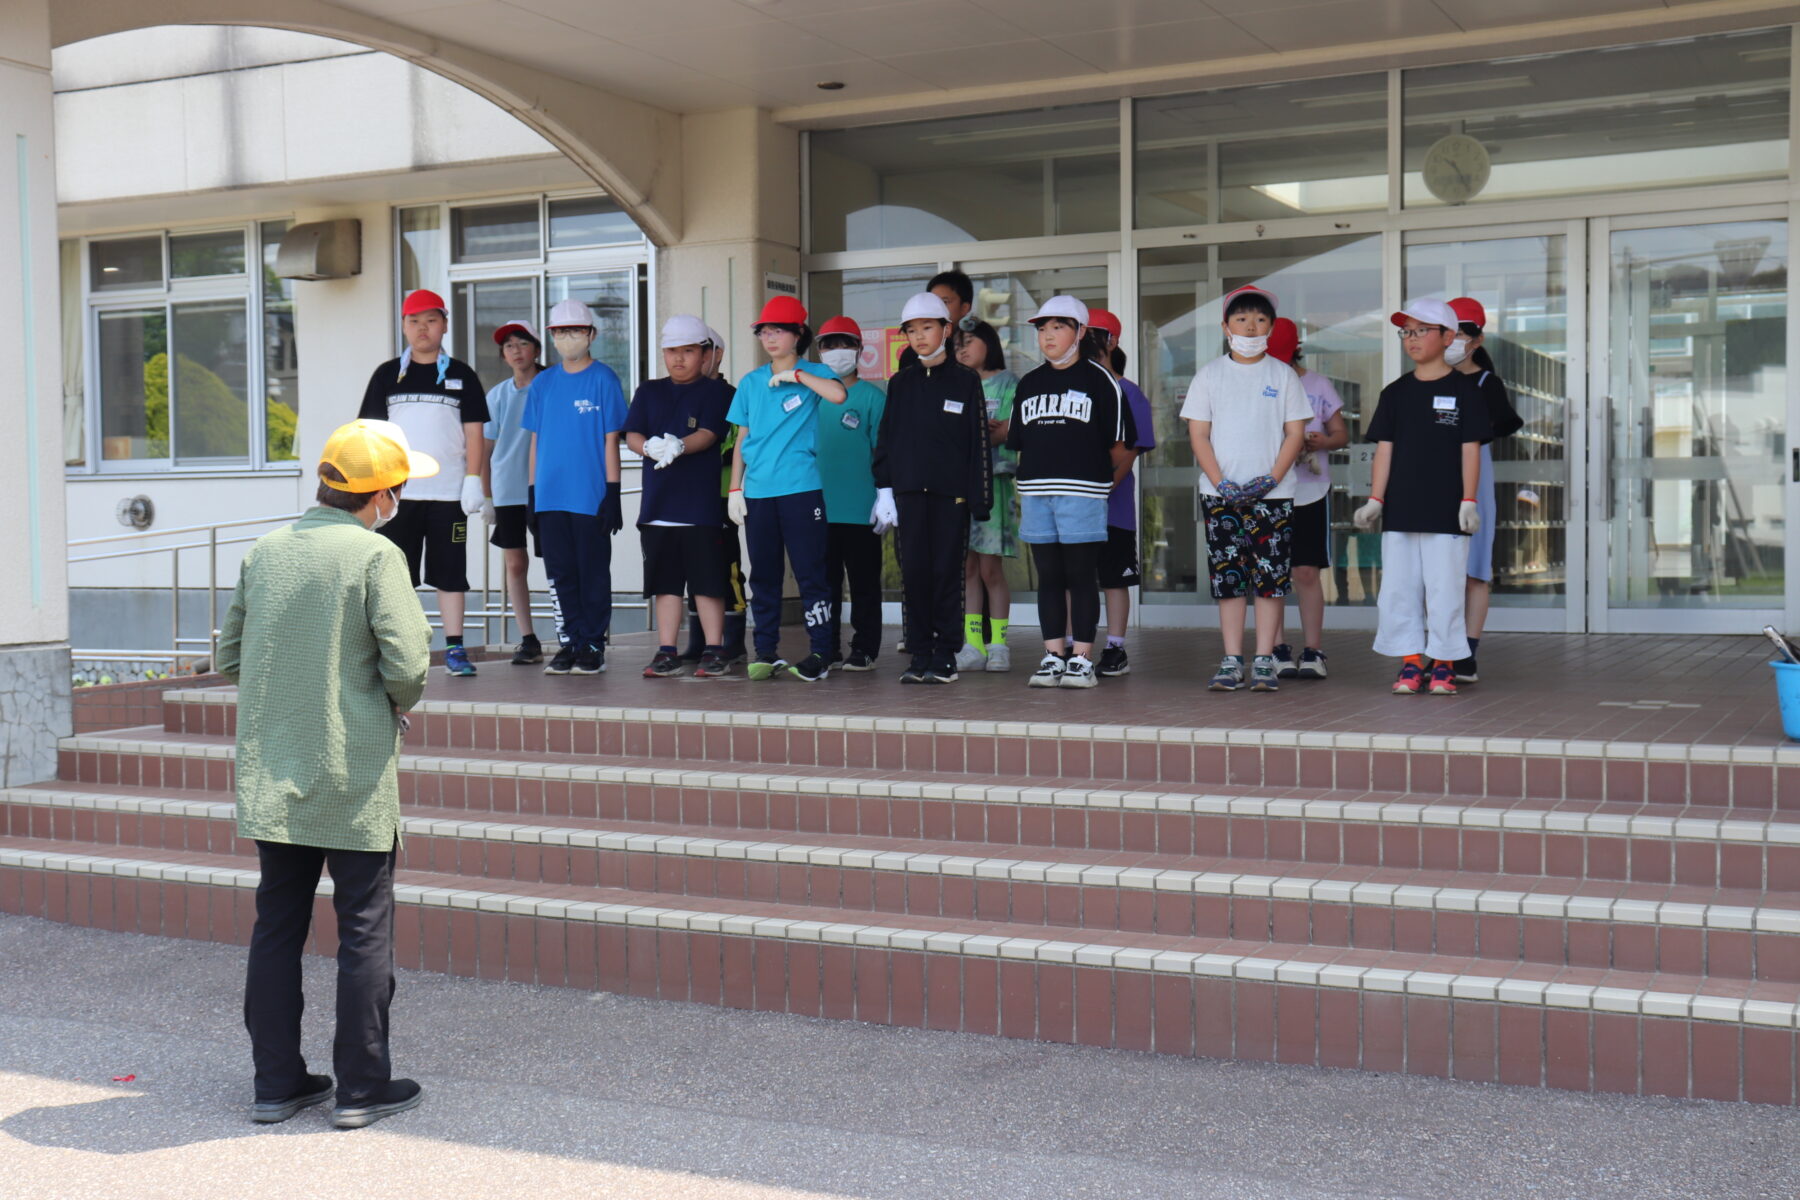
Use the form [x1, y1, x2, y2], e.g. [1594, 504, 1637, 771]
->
[1372, 531, 1471, 662]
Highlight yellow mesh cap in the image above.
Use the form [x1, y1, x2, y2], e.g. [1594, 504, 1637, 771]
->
[318, 419, 440, 493]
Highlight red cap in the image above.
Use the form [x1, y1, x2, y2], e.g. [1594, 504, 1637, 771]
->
[1223, 284, 1278, 311]
[1086, 309, 1122, 339]
[491, 320, 538, 346]
[402, 288, 446, 317]
[1448, 297, 1487, 329]
[753, 296, 808, 328]
[817, 315, 863, 341]
[1267, 318, 1300, 364]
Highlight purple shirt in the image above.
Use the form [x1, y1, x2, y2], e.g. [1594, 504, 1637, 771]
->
[1108, 377, 1157, 530]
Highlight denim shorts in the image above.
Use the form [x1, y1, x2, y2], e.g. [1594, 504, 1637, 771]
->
[1019, 494, 1108, 545]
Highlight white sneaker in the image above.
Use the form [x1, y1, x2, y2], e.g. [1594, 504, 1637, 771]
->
[1028, 653, 1065, 687]
[1060, 653, 1098, 689]
[984, 643, 1012, 672]
[954, 642, 988, 673]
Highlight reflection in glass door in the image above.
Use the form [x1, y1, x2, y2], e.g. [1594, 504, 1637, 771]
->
[453, 277, 538, 372]
[1600, 218, 1787, 625]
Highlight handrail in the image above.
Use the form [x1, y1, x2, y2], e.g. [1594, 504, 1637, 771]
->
[68, 512, 304, 549]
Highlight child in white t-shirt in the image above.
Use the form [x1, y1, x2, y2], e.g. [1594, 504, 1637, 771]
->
[1266, 318, 1348, 680]
[1180, 286, 1312, 694]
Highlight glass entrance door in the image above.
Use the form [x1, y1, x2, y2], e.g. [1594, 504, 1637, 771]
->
[1591, 214, 1789, 632]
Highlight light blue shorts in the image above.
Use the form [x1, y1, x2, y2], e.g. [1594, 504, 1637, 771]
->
[1019, 494, 1107, 545]
[1466, 443, 1497, 583]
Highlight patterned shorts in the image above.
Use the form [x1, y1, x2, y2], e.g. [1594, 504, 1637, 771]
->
[1204, 498, 1294, 600]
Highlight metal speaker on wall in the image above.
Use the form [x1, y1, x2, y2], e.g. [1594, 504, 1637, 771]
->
[116, 495, 154, 530]
[275, 219, 362, 280]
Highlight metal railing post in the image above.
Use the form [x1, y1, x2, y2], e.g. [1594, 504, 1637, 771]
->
[208, 524, 219, 668]
[170, 546, 181, 674]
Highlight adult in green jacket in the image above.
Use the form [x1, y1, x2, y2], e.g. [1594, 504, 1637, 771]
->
[217, 418, 434, 1131]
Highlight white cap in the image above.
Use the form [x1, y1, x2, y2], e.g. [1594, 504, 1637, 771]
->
[1028, 295, 1089, 327]
[547, 297, 596, 330]
[660, 314, 712, 349]
[705, 325, 724, 351]
[1390, 298, 1459, 330]
[899, 292, 951, 326]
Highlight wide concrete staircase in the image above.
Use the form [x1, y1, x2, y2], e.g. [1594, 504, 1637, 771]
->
[5, 687, 1800, 1104]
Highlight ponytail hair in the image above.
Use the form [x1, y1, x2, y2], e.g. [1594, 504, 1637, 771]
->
[1472, 344, 1497, 376]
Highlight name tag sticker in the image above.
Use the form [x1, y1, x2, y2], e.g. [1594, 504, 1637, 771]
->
[1432, 395, 1457, 411]
[782, 396, 803, 413]
[446, 379, 463, 390]
[943, 399, 965, 415]
[842, 411, 860, 429]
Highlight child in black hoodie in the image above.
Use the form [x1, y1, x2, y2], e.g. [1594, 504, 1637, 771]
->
[873, 292, 993, 684]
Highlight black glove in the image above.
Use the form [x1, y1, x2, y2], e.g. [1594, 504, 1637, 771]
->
[599, 488, 623, 536]
[525, 485, 539, 538]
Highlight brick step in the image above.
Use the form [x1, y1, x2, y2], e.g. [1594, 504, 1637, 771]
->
[60, 732, 1800, 893]
[4, 835, 1798, 1105]
[162, 688, 1800, 809]
[8, 785, 1800, 982]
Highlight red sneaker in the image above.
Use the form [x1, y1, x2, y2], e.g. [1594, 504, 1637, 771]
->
[1392, 661, 1425, 695]
[1428, 660, 1458, 695]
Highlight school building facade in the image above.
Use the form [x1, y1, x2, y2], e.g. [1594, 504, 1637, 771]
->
[2, 0, 1799, 769]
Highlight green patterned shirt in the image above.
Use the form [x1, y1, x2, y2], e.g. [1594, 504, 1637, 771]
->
[217, 507, 431, 852]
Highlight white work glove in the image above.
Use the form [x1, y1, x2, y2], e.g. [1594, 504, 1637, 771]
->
[654, 435, 684, 469]
[641, 434, 669, 463]
[459, 474, 485, 516]
[770, 369, 800, 386]
[479, 497, 496, 526]
[728, 489, 748, 526]
[870, 487, 898, 535]
[1352, 497, 1384, 532]
[1458, 499, 1481, 535]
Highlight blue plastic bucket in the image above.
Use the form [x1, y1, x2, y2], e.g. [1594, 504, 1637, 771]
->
[1773, 660, 1800, 741]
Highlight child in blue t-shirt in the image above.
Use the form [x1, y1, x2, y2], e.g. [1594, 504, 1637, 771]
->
[726, 297, 849, 682]
[524, 298, 628, 677]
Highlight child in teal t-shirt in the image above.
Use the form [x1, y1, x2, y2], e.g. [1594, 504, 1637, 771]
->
[814, 316, 887, 670]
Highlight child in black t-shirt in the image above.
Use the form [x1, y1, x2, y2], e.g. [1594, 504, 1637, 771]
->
[1352, 299, 1491, 696]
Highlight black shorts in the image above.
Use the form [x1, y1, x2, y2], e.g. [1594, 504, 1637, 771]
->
[1203, 498, 1292, 600]
[490, 504, 541, 556]
[1097, 525, 1140, 589]
[641, 524, 728, 599]
[380, 498, 468, 592]
[1290, 497, 1331, 569]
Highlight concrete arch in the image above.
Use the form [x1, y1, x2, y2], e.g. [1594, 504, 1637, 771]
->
[50, 0, 684, 245]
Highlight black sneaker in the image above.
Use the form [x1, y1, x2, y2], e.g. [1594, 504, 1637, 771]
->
[643, 650, 683, 678]
[544, 644, 577, 676]
[252, 1073, 334, 1124]
[1271, 643, 1298, 679]
[1298, 648, 1328, 680]
[788, 652, 830, 682]
[924, 656, 959, 684]
[841, 650, 877, 672]
[331, 1078, 424, 1130]
[695, 649, 731, 678]
[1097, 644, 1130, 677]
[510, 635, 543, 666]
[899, 655, 930, 684]
[1454, 656, 1479, 683]
[572, 643, 605, 675]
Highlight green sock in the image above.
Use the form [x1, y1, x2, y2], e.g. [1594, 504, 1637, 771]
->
[991, 617, 1009, 645]
[964, 613, 985, 649]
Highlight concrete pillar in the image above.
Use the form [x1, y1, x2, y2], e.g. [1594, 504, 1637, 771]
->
[0, 0, 72, 783]
[659, 107, 801, 379]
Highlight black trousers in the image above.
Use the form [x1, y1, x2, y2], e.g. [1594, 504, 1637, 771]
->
[896, 492, 968, 662]
[245, 840, 397, 1105]
[1032, 541, 1102, 645]
[538, 510, 613, 649]
[825, 522, 883, 660]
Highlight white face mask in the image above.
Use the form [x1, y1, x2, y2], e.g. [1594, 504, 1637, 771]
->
[1229, 334, 1269, 357]
[552, 330, 594, 361]
[1444, 337, 1471, 366]
[371, 490, 398, 530]
[819, 348, 859, 378]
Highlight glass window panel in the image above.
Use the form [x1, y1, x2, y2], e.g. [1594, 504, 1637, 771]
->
[805, 264, 935, 383]
[1606, 220, 1786, 609]
[548, 195, 640, 247]
[261, 221, 298, 462]
[97, 307, 167, 461]
[809, 103, 1119, 254]
[171, 300, 250, 465]
[1405, 236, 1571, 608]
[453, 277, 539, 375]
[398, 205, 444, 295]
[61, 240, 85, 466]
[90, 236, 162, 291]
[1137, 235, 1384, 603]
[1136, 74, 1388, 228]
[1404, 29, 1790, 210]
[546, 272, 633, 391]
[453, 200, 541, 263]
[169, 229, 246, 278]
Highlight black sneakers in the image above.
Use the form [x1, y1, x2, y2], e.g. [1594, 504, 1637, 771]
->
[695, 649, 731, 677]
[841, 649, 877, 672]
[572, 643, 605, 675]
[1453, 657, 1479, 683]
[510, 635, 543, 666]
[924, 655, 959, 684]
[331, 1078, 424, 1130]
[1271, 643, 1297, 680]
[899, 655, 930, 684]
[1097, 644, 1130, 677]
[252, 1073, 334, 1124]
[788, 652, 831, 682]
[543, 644, 577, 676]
[643, 650, 683, 678]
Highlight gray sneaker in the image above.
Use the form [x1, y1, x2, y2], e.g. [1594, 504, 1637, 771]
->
[954, 642, 988, 673]
[1250, 655, 1280, 692]
[984, 643, 1012, 672]
[1208, 655, 1245, 692]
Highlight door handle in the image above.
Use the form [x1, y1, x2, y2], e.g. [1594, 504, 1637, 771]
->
[1792, 447, 1799, 484]
[1602, 396, 1614, 522]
